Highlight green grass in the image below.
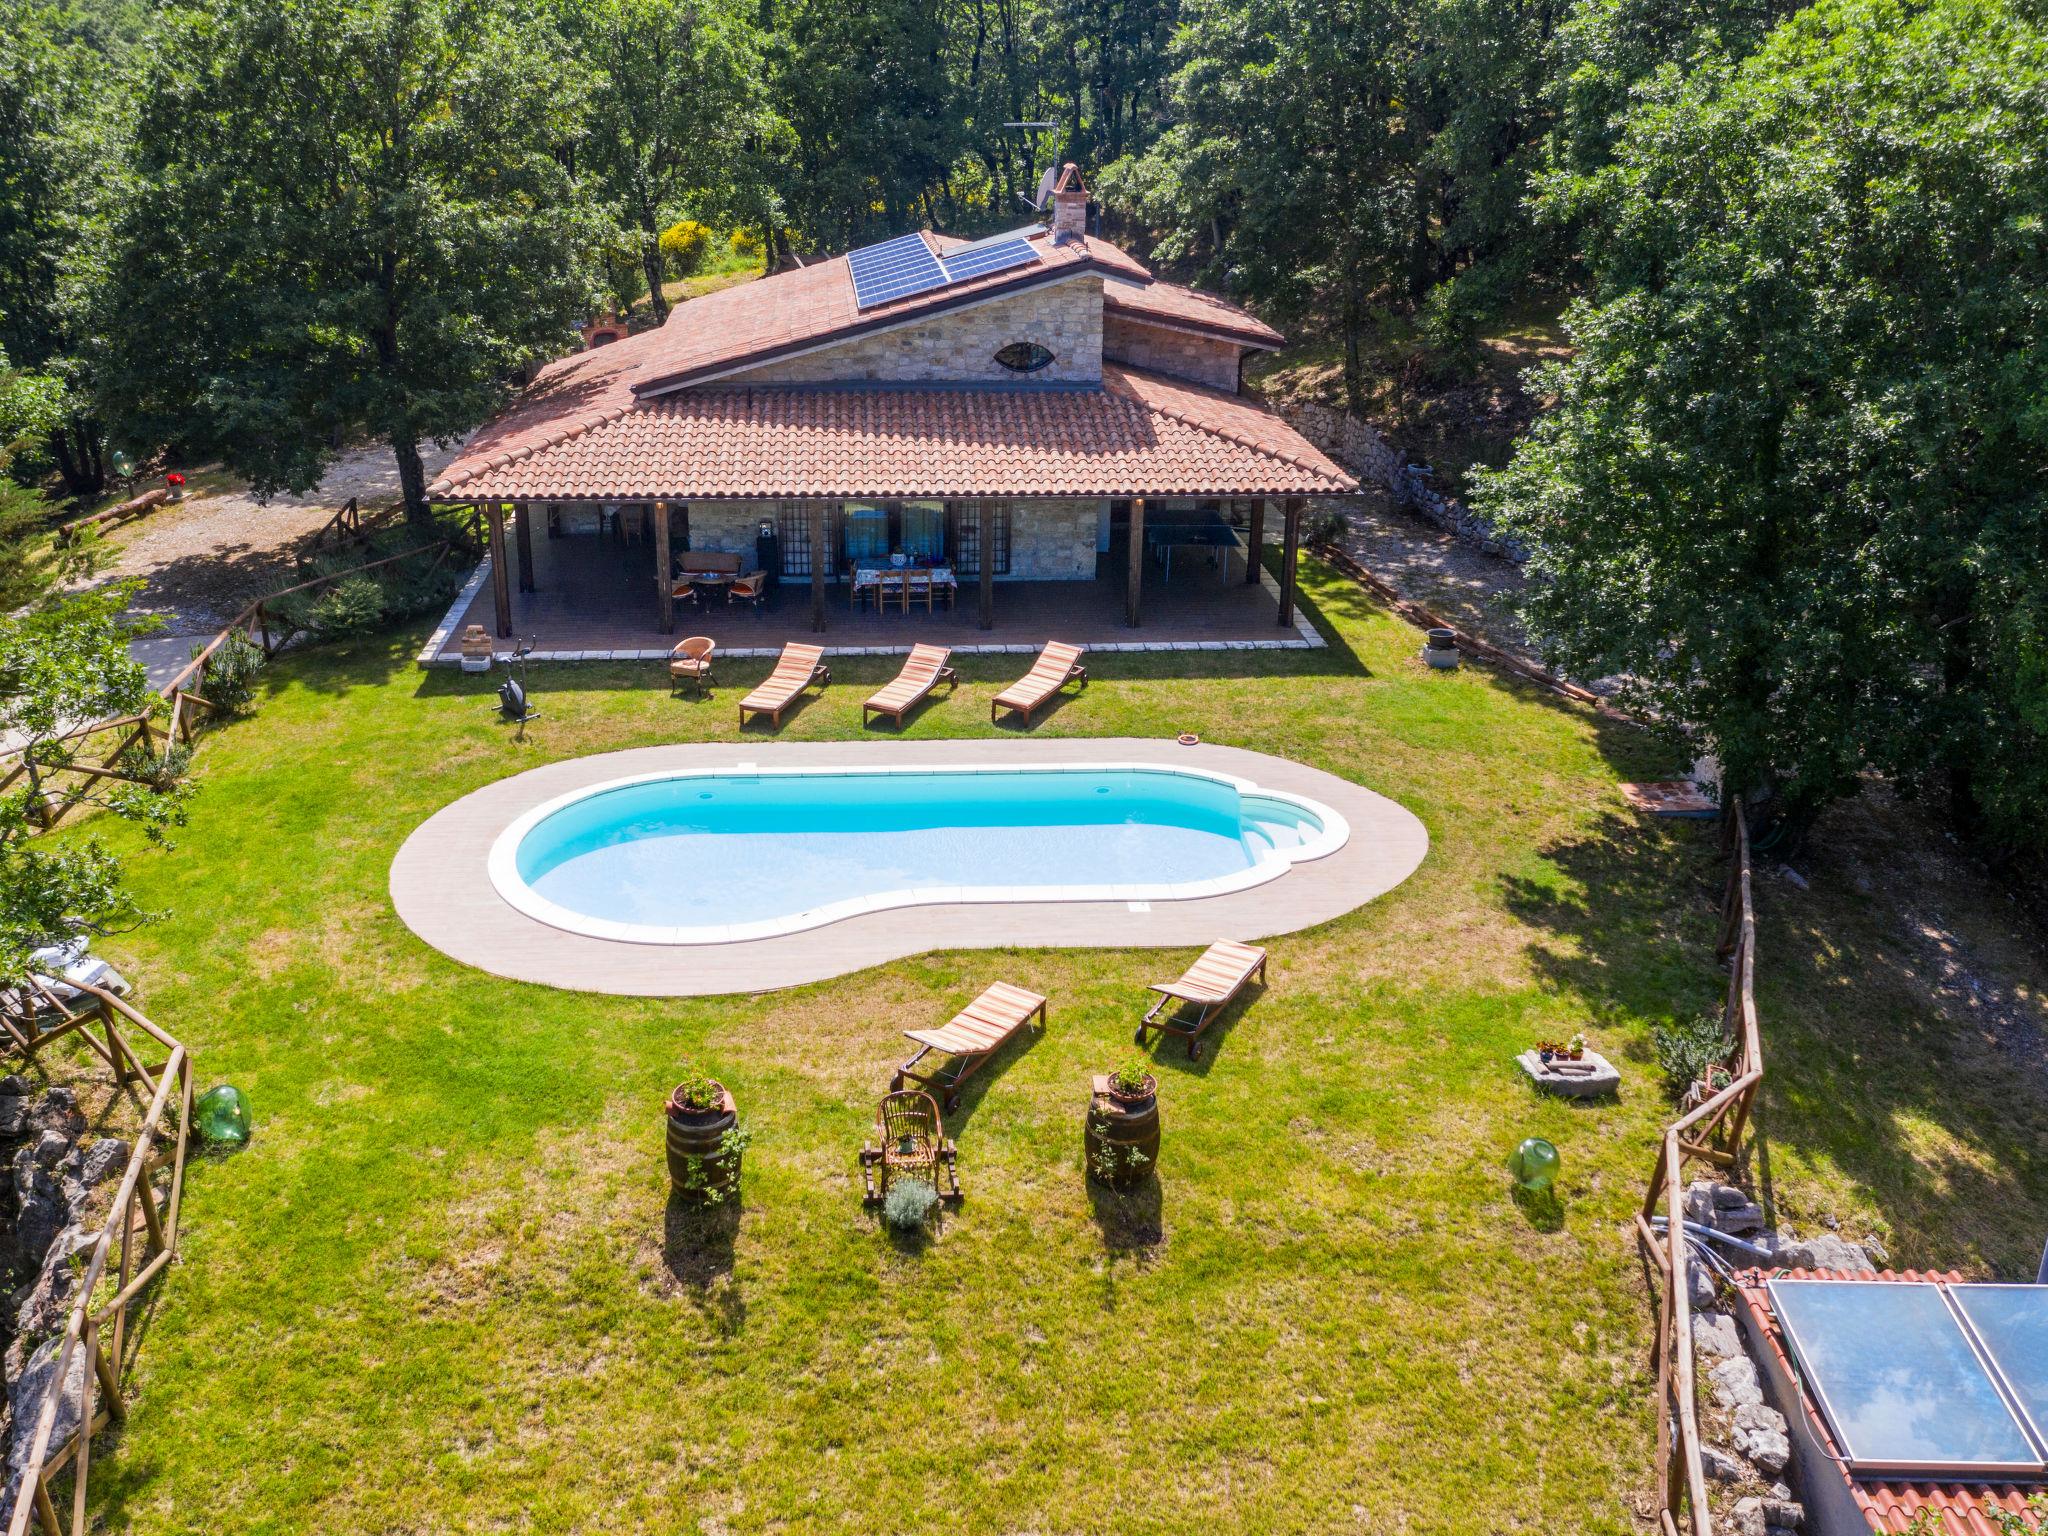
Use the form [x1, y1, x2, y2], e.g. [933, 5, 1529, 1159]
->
[51, 559, 2048, 1533]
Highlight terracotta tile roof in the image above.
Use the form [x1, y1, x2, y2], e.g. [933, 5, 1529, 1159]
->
[1102, 276, 1285, 349]
[627, 230, 1147, 394]
[430, 363, 1354, 502]
[1734, 1269, 2047, 1536]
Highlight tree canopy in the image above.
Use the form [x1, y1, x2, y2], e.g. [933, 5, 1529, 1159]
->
[1473, 0, 2048, 846]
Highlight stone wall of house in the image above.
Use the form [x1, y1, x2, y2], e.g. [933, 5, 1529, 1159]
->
[1102, 313, 1244, 393]
[682, 501, 778, 559]
[723, 278, 1103, 386]
[1280, 400, 1527, 562]
[1011, 500, 1104, 580]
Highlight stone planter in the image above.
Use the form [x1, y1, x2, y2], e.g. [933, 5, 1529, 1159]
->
[1423, 627, 1460, 669]
[459, 625, 493, 674]
[1086, 1075, 1159, 1189]
[665, 1082, 741, 1204]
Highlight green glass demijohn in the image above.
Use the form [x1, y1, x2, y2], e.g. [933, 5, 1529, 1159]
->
[194, 1084, 252, 1147]
[1508, 1136, 1560, 1192]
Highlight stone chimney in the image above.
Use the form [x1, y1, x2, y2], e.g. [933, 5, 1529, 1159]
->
[1050, 163, 1089, 245]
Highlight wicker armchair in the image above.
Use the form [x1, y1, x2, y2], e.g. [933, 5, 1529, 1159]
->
[668, 636, 715, 697]
[859, 1090, 960, 1203]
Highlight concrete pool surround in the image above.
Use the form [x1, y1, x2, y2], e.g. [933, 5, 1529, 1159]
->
[391, 738, 1429, 996]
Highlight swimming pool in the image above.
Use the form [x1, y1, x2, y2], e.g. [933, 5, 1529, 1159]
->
[488, 763, 1348, 944]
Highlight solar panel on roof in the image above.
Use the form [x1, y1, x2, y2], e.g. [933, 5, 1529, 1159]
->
[1768, 1279, 2047, 1476]
[1951, 1285, 2048, 1447]
[941, 238, 1041, 283]
[847, 233, 947, 309]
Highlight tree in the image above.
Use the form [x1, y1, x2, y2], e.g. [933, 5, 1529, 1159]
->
[1472, 0, 2048, 847]
[0, 0, 123, 498]
[764, 0, 963, 250]
[0, 344, 100, 609]
[102, 0, 601, 521]
[567, 0, 776, 324]
[0, 584, 187, 985]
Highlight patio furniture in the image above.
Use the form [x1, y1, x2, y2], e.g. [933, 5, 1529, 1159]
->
[737, 641, 830, 728]
[1135, 940, 1268, 1059]
[892, 981, 1047, 1110]
[727, 569, 768, 613]
[859, 1089, 961, 1202]
[862, 644, 957, 728]
[851, 560, 957, 614]
[668, 636, 715, 697]
[990, 641, 1088, 725]
[1146, 508, 1242, 585]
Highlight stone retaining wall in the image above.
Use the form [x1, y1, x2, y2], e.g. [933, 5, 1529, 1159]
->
[1279, 400, 1527, 562]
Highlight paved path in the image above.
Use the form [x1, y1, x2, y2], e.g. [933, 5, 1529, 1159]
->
[1331, 488, 1533, 664]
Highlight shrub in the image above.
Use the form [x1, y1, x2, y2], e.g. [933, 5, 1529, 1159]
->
[273, 525, 465, 643]
[660, 220, 712, 278]
[199, 628, 264, 714]
[1652, 1012, 1734, 1098]
[303, 576, 386, 638]
[881, 1177, 938, 1232]
[728, 227, 764, 260]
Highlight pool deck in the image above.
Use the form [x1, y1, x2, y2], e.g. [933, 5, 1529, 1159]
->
[390, 739, 1429, 996]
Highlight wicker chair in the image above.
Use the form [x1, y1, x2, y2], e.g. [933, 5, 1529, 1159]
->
[668, 636, 716, 697]
[859, 1090, 960, 1203]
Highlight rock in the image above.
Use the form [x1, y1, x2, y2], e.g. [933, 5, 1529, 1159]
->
[1711, 1185, 1752, 1210]
[1763, 1497, 1805, 1529]
[1685, 1183, 1718, 1226]
[1776, 1232, 1872, 1272]
[1778, 866, 1809, 891]
[9, 1227, 88, 1352]
[1693, 1310, 1742, 1359]
[1729, 1496, 1768, 1536]
[1768, 1527, 1798, 1536]
[6, 1336, 84, 1483]
[1717, 1202, 1768, 1236]
[1689, 1258, 1718, 1311]
[0, 1076, 28, 1098]
[1711, 1354, 1765, 1411]
[1701, 1444, 1746, 1483]
[28, 1132, 66, 1170]
[1858, 1233, 1889, 1265]
[8, 1161, 65, 1280]
[27, 1088, 80, 1143]
[1733, 1402, 1792, 1475]
[0, 1098, 24, 1140]
[79, 1139, 127, 1188]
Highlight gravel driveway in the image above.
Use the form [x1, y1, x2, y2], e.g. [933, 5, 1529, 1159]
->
[86, 441, 459, 685]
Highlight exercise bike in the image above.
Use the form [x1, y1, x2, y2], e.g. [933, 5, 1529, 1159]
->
[495, 637, 540, 734]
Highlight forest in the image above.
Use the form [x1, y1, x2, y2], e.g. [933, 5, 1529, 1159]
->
[4, 0, 2048, 854]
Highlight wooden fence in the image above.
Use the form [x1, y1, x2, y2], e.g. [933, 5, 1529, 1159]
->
[4, 530, 472, 836]
[1636, 801, 1765, 1536]
[0, 984, 192, 1536]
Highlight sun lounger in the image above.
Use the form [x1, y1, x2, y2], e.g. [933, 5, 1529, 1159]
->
[863, 644, 957, 727]
[737, 642, 830, 727]
[892, 981, 1048, 1110]
[989, 641, 1087, 725]
[1135, 941, 1267, 1059]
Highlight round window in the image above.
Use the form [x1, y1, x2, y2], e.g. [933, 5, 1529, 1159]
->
[994, 342, 1055, 374]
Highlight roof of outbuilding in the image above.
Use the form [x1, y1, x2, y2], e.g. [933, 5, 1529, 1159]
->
[431, 363, 1354, 502]
[1734, 1269, 2048, 1536]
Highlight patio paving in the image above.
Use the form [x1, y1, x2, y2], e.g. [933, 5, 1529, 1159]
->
[419, 523, 1321, 664]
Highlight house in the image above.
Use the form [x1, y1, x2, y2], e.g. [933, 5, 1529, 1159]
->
[1734, 1268, 2048, 1535]
[426, 167, 1357, 658]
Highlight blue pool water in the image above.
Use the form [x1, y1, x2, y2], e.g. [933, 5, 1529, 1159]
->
[509, 767, 1325, 932]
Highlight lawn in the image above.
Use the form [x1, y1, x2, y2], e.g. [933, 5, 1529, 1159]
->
[53, 559, 2048, 1534]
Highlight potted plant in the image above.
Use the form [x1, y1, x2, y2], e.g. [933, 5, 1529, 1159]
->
[1536, 1039, 1558, 1065]
[1565, 1032, 1587, 1062]
[665, 1068, 745, 1204]
[1087, 1060, 1160, 1189]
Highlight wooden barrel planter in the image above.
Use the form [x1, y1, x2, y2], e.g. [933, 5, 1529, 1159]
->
[665, 1081, 741, 1204]
[1086, 1075, 1160, 1189]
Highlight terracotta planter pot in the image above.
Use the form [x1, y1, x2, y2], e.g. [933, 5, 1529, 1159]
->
[665, 1082, 740, 1203]
[1087, 1079, 1160, 1190]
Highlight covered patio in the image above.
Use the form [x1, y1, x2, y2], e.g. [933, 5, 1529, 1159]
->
[423, 500, 1324, 662]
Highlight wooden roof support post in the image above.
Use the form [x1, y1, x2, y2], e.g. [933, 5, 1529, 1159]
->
[978, 501, 995, 630]
[809, 501, 827, 633]
[1278, 496, 1302, 628]
[654, 500, 674, 635]
[514, 499, 535, 593]
[1125, 497, 1146, 627]
[1245, 498, 1265, 585]
[486, 502, 513, 638]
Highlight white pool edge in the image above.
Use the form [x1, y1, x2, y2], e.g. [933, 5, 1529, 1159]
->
[485, 761, 1350, 947]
